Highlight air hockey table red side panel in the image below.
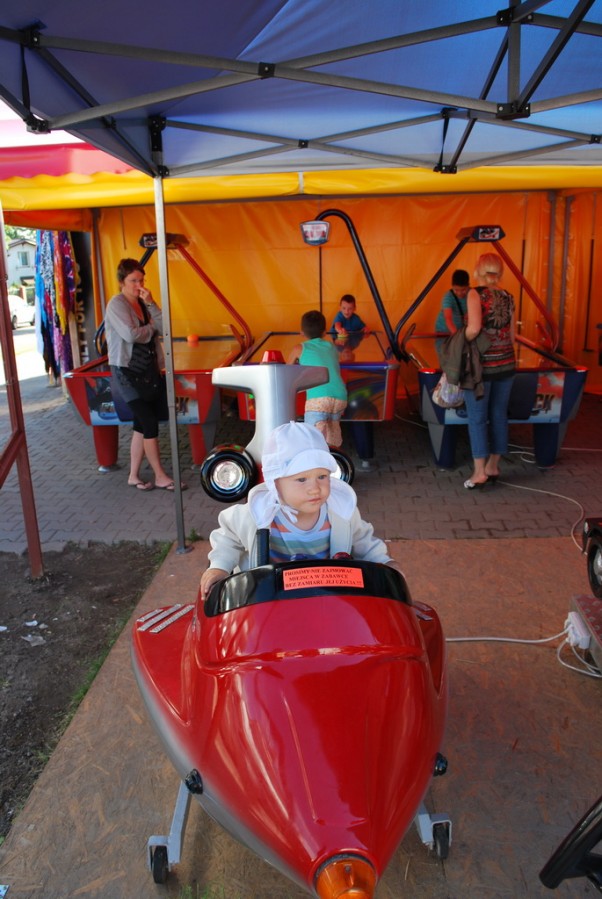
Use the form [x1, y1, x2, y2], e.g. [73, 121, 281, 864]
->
[64, 337, 242, 469]
[235, 331, 399, 423]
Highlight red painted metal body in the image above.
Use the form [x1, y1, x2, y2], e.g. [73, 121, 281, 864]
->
[132, 561, 447, 894]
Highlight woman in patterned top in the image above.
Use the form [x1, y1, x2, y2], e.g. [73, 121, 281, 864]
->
[463, 253, 516, 489]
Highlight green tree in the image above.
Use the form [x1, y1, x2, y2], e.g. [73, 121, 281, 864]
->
[4, 224, 36, 242]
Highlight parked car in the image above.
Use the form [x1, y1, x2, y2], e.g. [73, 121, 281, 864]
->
[8, 294, 35, 330]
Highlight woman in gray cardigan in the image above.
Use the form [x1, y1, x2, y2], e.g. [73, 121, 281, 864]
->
[105, 258, 181, 491]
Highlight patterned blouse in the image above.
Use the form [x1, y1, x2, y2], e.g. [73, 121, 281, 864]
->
[477, 286, 516, 379]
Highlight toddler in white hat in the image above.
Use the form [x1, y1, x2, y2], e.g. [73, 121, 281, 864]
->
[200, 421, 402, 599]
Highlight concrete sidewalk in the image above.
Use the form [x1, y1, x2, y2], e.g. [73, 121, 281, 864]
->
[0, 538, 598, 899]
[1, 373, 601, 898]
[1, 374, 602, 554]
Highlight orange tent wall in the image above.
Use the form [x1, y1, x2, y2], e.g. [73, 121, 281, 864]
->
[94, 190, 602, 392]
[6, 187, 602, 392]
[98, 193, 549, 337]
[557, 191, 602, 385]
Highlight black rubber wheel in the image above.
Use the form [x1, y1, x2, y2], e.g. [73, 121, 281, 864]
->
[329, 447, 355, 485]
[11, 314, 17, 331]
[151, 845, 169, 884]
[200, 445, 257, 502]
[539, 794, 602, 889]
[433, 822, 450, 860]
[587, 535, 602, 599]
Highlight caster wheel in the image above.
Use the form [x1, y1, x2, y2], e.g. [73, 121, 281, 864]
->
[151, 844, 169, 884]
[433, 822, 450, 860]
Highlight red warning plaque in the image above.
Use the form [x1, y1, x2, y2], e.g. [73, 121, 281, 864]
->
[282, 566, 365, 590]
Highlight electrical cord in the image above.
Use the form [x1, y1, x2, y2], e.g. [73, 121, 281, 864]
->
[446, 629, 568, 645]
[390, 414, 600, 675]
[492, 479, 586, 549]
[447, 626, 602, 679]
[556, 639, 602, 679]
[569, 643, 602, 676]
[394, 412, 428, 429]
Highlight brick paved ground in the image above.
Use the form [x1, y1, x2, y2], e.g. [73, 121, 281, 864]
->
[1, 375, 601, 553]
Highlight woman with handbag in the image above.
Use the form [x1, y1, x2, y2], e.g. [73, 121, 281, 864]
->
[105, 258, 184, 491]
[463, 253, 516, 489]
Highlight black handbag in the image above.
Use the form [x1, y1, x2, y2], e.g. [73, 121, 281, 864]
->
[128, 340, 157, 375]
[127, 301, 158, 375]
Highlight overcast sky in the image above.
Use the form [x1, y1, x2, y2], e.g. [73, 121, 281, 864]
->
[0, 98, 81, 148]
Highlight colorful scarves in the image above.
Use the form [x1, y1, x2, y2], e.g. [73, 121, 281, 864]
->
[35, 230, 79, 378]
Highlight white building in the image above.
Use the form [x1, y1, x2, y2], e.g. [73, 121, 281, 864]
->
[6, 237, 36, 299]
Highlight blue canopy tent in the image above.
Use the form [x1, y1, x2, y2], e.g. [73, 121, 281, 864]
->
[0, 0, 600, 177]
[0, 0, 600, 550]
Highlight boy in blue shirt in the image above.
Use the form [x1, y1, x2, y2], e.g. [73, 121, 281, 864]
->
[331, 294, 367, 339]
[434, 269, 470, 345]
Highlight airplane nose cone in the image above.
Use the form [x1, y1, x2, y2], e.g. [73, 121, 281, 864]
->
[315, 854, 376, 899]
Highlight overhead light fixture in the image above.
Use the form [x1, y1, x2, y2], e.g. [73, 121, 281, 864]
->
[299, 209, 399, 357]
[300, 220, 330, 246]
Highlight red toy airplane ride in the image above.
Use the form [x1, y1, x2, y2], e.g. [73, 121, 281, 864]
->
[132, 556, 450, 897]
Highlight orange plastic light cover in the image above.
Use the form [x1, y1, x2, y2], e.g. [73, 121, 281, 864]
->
[315, 855, 376, 899]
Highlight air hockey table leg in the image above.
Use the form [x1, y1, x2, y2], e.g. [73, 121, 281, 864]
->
[532, 421, 568, 469]
[427, 422, 458, 469]
[92, 425, 119, 472]
[350, 421, 375, 466]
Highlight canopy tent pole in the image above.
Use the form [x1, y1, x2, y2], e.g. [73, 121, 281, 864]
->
[0, 202, 44, 577]
[153, 175, 189, 554]
[91, 209, 108, 316]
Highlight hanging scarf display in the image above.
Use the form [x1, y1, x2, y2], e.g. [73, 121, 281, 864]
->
[35, 230, 79, 380]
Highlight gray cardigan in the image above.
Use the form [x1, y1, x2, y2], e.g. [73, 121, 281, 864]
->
[105, 292, 163, 368]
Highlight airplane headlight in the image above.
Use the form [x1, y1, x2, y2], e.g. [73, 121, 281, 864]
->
[200, 446, 257, 502]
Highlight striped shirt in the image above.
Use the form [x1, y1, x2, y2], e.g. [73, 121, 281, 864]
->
[269, 506, 331, 562]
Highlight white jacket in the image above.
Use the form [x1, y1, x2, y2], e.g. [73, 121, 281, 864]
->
[207, 483, 394, 574]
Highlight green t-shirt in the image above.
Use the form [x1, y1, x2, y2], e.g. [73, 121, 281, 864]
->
[299, 338, 348, 401]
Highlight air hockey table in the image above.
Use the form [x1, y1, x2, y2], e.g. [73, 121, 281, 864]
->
[64, 335, 243, 471]
[234, 330, 399, 458]
[402, 328, 588, 469]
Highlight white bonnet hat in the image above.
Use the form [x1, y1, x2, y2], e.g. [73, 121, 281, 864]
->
[249, 421, 356, 527]
[261, 421, 337, 488]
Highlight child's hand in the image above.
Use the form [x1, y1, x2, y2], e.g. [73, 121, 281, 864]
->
[334, 321, 345, 334]
[200, 567, 229, 600]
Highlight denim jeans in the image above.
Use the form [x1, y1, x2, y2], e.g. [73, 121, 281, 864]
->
[463, 377, 514, 460]
[304, 397, 347, 447]
[304, 409, 342, 427]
